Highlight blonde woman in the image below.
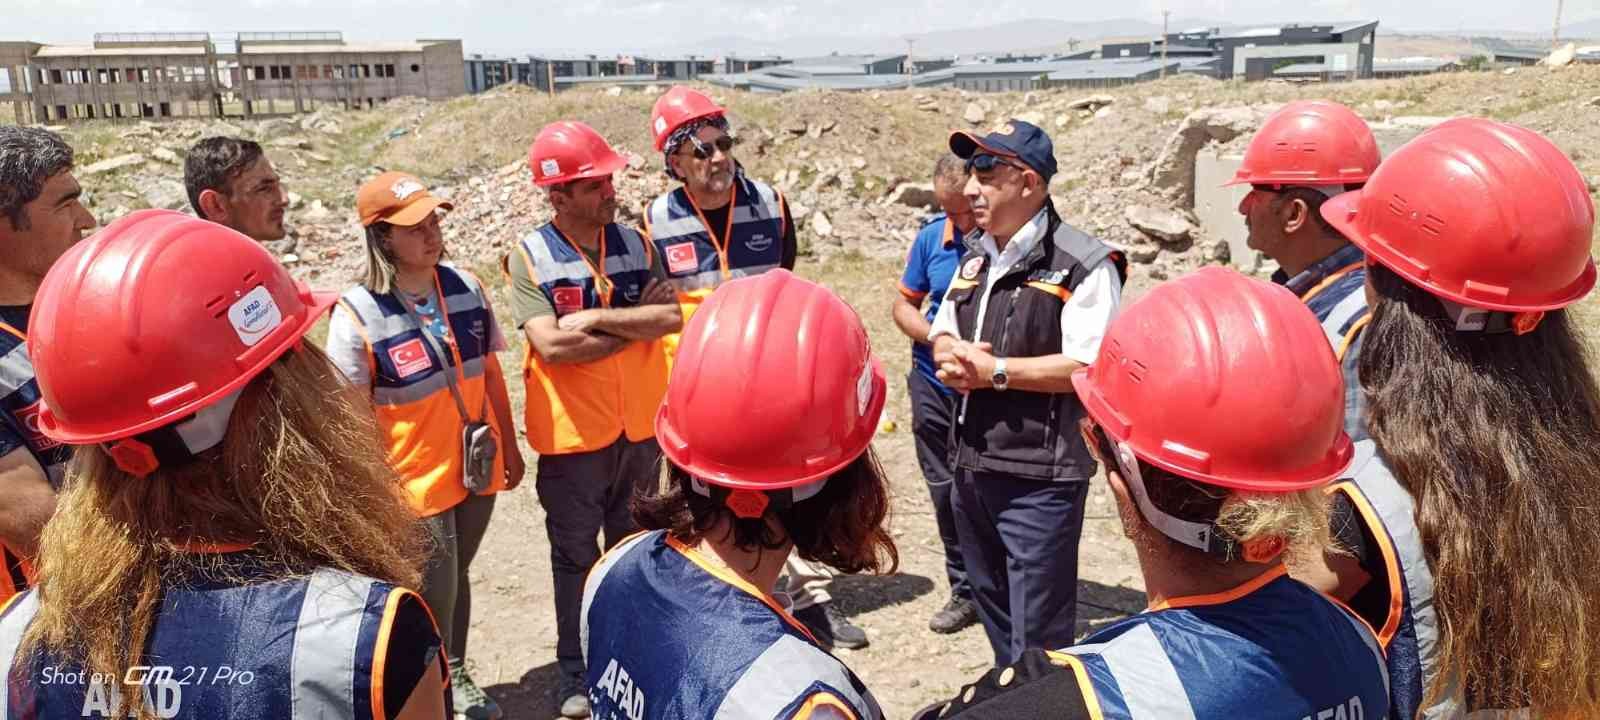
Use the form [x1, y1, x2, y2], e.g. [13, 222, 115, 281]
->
[0, 210, 445, 720]
[325, 172, 523, 720]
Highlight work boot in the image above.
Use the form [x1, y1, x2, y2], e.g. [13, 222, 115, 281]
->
[449, 659, 503, 720]
[928, 596, 979, 634]
[558, 672, 591, 719]
[795, 601, 869, 650]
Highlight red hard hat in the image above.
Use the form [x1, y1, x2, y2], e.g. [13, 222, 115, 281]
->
[650, 85, 725, 151]
[1228, 100, 1380, 187]
[1071, 266, 1352, 492]
[1322, 117, 1597, 312]
[529, 120, 627, 187]
[655, 269, 886, 490]
[28, 209, 337, 444]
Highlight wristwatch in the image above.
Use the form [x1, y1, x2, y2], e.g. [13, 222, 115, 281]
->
[991, 357, 1009, 392]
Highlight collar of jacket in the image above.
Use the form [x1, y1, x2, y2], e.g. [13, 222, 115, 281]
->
[962, 201, 1061, 282]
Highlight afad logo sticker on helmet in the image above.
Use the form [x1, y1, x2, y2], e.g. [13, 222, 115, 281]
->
[540, 159, 561, 179]
[228, 286, 284, 347]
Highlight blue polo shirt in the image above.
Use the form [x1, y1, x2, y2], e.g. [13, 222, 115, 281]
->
[899, 213, 965, 396]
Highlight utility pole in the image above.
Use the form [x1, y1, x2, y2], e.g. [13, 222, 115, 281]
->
[1554, 0, 1565, 46]
[1160, 10, 1171, 79]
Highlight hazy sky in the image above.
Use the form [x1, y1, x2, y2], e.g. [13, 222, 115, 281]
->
[4, 0, 1592, 56]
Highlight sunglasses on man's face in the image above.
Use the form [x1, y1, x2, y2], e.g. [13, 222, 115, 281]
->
[685, 134, 736, 160]
[966, 153, 1028, 174]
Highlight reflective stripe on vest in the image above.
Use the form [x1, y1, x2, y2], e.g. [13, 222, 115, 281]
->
[1319, 285, 1370, 352]
[291, 569, 381, 717]
[338, 265, 503, 514]
[645, 176, 785, 294]
[0, 568, 390, 719]
[1346, 439, 1455, 718]
[716, 634, 883, 720]
[1064, 572, 1390, 720]
[1067, 624, 1197, 720]
[518, 225, 669, 455]
[0, 324, 67, 489]
[521, 224, 654, 309]
[581, 531, 882, 720]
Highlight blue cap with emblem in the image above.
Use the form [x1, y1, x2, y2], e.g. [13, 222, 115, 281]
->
[949, 119, 1057, 182]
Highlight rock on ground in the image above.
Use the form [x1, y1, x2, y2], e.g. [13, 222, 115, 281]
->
[1125, 205, 1195, 244]
[81, 154, 147, 175]
[963, 102, 986, 125]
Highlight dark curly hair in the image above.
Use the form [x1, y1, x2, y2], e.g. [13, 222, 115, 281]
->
[632, 449, 898, 575]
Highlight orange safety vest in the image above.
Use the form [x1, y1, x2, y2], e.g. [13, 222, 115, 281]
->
[515, 223, 669, 456]
[336, 266, 506, 517]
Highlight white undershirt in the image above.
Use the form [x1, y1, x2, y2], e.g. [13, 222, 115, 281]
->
[927, 207, 1122, 364]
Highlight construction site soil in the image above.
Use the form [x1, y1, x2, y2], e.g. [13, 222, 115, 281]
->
[31, 64, 1600, 718]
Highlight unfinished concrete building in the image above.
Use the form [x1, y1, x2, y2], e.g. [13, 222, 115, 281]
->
[233, 32, 464, 115]
[0, 31, 465, 124]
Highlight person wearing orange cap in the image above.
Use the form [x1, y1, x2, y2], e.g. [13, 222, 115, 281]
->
[1232, 100, 1379, 441]
[325, 172, 523, 720]
[915, 267, 1389, 719]
[0, 209, 448, 719]
[513, 121, 680, 719]
[583, 269, 894, 720]
[1291, 118, 1600, 719]
[645, 85, 868, 653]
[0, 126, 94, 604]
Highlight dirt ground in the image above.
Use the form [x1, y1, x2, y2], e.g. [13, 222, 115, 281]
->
[457, 250, 1154, 720]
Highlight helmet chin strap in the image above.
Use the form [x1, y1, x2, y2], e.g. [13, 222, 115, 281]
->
[688, 474, 828, 520]
[1112, 441, 1281, 563]
[103, 389, 243, 478]
[1437, 296, 1545, 335]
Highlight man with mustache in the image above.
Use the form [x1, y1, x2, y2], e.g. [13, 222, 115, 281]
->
[511, 121, 681, 719]
[184, 136, 290, 244]
[643, 87, 871, 652]
[930, 120, 1125, 667]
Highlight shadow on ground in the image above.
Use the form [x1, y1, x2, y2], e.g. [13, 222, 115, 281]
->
[483, 661, 563, 720]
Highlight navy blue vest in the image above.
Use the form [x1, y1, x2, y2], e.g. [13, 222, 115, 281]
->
[522, 223, 654, 313]
[581, 531, 882, 719]
[645, 174, 784, 294]
[0, 322, 70, 489]
[0, 566, 418, 719]
[1059, 569, 1389, 719]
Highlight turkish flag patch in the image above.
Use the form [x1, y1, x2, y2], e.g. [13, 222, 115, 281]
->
[552, 286, 585, 315]
[13, 400, 60, 450]
[387, 338, 434, 379]
[665, 242, 699, 275]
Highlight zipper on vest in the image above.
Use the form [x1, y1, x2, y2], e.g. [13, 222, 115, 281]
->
[997, 287, 1022, 356]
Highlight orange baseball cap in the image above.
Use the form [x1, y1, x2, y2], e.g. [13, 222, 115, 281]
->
[357, 171, 454, 227]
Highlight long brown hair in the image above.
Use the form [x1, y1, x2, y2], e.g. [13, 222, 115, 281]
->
[22, 345, 428, 718]
[1360, 263, 1600, 714]
[634, 449, 899, 575]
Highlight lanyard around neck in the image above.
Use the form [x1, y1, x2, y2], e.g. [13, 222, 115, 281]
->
[556, 225, 612, 307]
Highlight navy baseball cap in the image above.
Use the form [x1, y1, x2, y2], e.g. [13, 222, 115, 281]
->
[950, 120, 1058, 181]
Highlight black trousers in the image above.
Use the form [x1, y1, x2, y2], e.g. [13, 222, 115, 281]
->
[907, 369, 971, 602]
[536, 435, 660, 677]
[952, 468, 1089, 666]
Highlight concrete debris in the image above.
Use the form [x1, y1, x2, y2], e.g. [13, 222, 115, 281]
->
[150, 147, 181, 164]
[270, 136, 313, 150]
[142, 179, 188, 211]
[887, 183, 938, 210]
[606, 87, 624, 97]
[811, 210, 834, 237]
[963, 102, 987, 125]
[82, 154, 147, 175]
[1142, 96, 1171, 115]
[1587, 96, 1600, 108]
[1544, 43, 1578, 67]
[1066, 94, 1115, 111]
[1388, 116, 1453, 129]
[1124, 205, 1195, 245]
[1054, 113, 1073, 130]
[1094, 106, 1116, 120]
[1150, 106, 1263, 206]
[1015, 111, 1045, 127]
[287, 192, 305, 210]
